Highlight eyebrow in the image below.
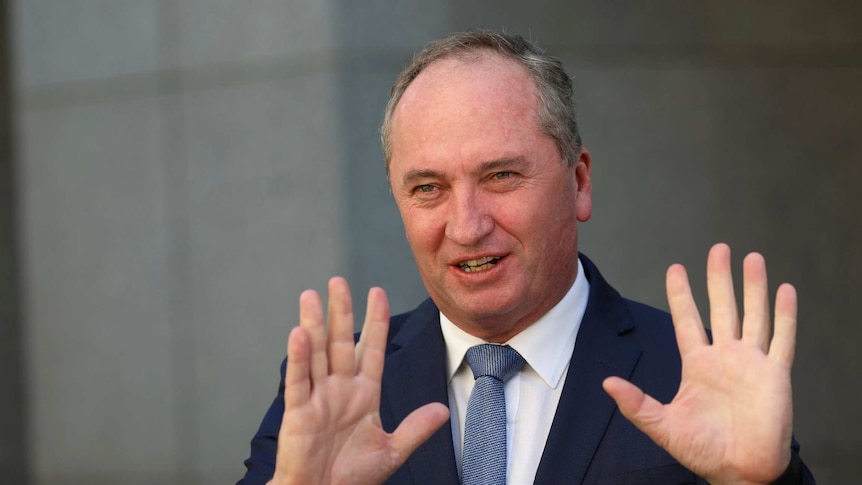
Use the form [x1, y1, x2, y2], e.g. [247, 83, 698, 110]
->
[401, 169, 444, 187]
[400, 156, 529, 187]
[477, 156, 529, 173]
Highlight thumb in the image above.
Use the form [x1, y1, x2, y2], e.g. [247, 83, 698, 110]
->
[603, 376, 668, 445]
[389, 403, 450, 466]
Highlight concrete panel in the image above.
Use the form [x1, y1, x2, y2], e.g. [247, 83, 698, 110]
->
[175, 0, 337, 68]
[0, 0, 26, 480]
[440, 0, 862, 49]
[442, 0, 712, 48]
[13, 0, 160, 87]
[703, 2, 862, 46]
[335, 2, 449, 53]
[180, 73, 345, 482]
[19, 97, 177, 483]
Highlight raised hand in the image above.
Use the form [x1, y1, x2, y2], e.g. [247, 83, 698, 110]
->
[603, 243, 796, 484]
[269, 277, 450, 485]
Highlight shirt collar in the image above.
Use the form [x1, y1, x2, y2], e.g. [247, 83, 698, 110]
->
[439, 258, 590, 389]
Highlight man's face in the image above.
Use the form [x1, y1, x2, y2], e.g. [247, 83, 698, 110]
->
[388, 54, 592, 342]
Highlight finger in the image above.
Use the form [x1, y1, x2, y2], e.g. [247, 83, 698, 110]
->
[327, 277, 356, 376]
[356, 287, 391, 384]
[769, 283, 797, 368]
[299, 289, 328, 382]
[706, 243, 740, 341]
[602, 377, 669, 448]
[666, 263, 709, 355]
[285, 326, 312, 408]
[389, 402, 450, 467]
[742, 252, 771, 352]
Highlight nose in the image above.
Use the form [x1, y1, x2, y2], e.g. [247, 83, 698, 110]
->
[444, 188, 494, 246]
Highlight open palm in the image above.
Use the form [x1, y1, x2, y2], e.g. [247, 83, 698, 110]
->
[604, 244, 796, 484]
[269, 278, 449, 485]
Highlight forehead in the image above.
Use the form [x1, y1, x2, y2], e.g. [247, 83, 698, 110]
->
[394, 53, 539, 127]
[389, 54, 546, 170]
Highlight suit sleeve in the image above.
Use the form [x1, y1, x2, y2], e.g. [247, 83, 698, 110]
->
[237, 358, 286, 485]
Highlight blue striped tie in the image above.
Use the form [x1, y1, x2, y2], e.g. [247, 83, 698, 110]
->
[461, 344, 526, 485]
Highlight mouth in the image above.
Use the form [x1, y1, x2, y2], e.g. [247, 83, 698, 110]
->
[456, 256, 502, 273]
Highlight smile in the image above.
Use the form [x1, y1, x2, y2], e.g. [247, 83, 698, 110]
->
[458, 256, 502, 272]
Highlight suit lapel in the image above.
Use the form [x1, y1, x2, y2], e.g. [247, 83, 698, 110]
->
[533, 256, 643, 485]
[381, 300, 460, 485]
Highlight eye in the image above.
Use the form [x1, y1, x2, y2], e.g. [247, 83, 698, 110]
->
[485, 170, 523, 192]
[409, 184, 441, 199]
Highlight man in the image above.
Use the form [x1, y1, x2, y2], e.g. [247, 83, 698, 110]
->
[240, 31, 815, 484]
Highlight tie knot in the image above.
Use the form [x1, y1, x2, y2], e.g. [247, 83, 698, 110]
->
[464, 344, 525, 382]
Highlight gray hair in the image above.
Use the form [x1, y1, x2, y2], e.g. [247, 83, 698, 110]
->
[380, 30, 582, 180]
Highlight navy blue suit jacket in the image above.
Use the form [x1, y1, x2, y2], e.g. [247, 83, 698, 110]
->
[240, 255, 814, 484]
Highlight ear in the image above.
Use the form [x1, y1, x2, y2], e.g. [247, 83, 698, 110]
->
[573, 148, 592, 222]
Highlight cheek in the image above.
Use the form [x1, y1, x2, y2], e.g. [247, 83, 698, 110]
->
[401, 208, 440, 252]
[530, 193, 579, 251]
[499, 194, 557, 236]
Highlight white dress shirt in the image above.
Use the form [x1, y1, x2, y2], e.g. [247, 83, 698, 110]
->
[440, 258, 590, 484]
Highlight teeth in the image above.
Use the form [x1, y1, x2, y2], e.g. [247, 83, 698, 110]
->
[459, 256, 501, 272]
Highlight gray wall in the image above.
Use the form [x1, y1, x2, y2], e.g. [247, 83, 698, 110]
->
[8, 1, 861, 483]
[1, 0, 28, 482]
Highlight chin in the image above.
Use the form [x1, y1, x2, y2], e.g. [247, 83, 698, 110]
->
[452, 297, 523, 325]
